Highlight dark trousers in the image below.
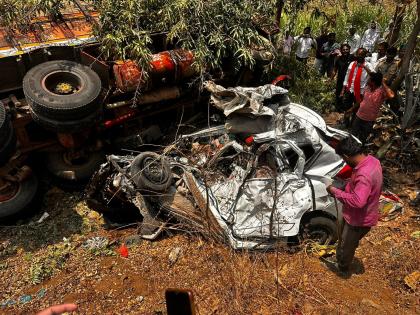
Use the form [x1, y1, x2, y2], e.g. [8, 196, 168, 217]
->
[336, 221, 371, 271]
[342, 91, 356, 127]
[351, 116, 374, 144]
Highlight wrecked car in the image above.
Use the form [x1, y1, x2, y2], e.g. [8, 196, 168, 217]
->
[86, 83, 353, 249]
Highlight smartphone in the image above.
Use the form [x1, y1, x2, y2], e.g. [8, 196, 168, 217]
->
[165, 288, 196, 315]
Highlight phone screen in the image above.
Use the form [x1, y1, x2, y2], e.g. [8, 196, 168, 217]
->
[165, 289, 195, 315]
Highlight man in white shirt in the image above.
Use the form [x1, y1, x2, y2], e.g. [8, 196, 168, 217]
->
[294, 26, 317, 63]
[366, 41, 388, 68]
[340, 48, 375, 126]
[282, 30, 294, 56]
[346, 27, 361, 54]
[361, 21, 381, 52]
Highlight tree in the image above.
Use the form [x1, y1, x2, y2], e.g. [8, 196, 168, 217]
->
[387, 0, 412, 47]
[391, 0, 420, 91]
[93, 0, 278, 76]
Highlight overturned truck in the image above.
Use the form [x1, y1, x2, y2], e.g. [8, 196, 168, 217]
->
[87, 83, 353, 250]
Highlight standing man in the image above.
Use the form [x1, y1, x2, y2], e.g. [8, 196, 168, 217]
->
[320, 32, 340, 77]
[314, 27, 329, 73]
[341, 48, 375, 126]
[367, 41, 388, 68]
[282, 30, 294, 56]
[361, 21, 381, 53]
[332, 43, 355, 112]
[351, 73, 395, 143]
[294, 26, 317, 63]
[325, 137, 383, 276]
[375, 47, 399, 85]
[346, 27, 361, 54]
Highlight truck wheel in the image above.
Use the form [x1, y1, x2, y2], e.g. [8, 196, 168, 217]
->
[0, 101, 8, 143]
[0, 174, 38, 219]
[305, 216, 338, 245]
[0, 120, 17, 166]
[23, 60, 102, 122]
[130, 152, 173, 193]
[30, 108, 101, 133]
[45, 150, 105, 182]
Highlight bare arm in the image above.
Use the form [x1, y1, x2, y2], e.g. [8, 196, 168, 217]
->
[382, 80, 395, 99]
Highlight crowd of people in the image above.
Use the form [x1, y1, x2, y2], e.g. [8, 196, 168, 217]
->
[281, 21, 407, 144]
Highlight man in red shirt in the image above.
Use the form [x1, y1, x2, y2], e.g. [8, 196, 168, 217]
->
[325, 137, 383, 276]
[340, 48, 375, 127]
[351, 72, 395, 143]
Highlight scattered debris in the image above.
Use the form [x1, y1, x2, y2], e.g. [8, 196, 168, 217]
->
[36, 212, 50, 224]
[379, 192, 403, 221]
[168, 247, 181, 266]
[404, 271, 420, 291]
[410, 231, 420, 239]
[83, 237, 115, 256]
[83, 237, 109, 251]
[361, 298, 382, 310]
[118, 244, 129, 258]
[307, 243, 336, 257]
[0, 289, 47, 308]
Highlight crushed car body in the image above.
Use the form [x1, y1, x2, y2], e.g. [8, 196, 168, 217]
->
[87, 83, 353, 250]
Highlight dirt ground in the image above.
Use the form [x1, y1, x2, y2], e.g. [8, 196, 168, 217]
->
[0, 168, 419, 315]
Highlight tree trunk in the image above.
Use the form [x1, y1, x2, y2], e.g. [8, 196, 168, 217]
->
[391, 0, 420, 91]
[275, 0, 285, 27]
[387, 2, 408, 46]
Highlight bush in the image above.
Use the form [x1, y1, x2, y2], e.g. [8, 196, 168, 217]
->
[264, 55, 335, 113]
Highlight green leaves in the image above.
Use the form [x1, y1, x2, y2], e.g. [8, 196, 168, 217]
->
[94, 0, 277, 75]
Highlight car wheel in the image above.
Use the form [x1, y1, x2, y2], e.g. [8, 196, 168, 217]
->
[130, 152, 173, 193]
[305, 216, 338, 245]
[0, 120, 17, 166]
[0, 173, 39, 219]
[45, 150, 105, 182]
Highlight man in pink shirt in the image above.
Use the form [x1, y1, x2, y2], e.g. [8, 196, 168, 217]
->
[325, 137, 383, 276]
[351, 72, 395, 143]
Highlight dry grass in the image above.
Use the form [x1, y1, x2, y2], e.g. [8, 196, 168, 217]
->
[0, 183, 419, 314]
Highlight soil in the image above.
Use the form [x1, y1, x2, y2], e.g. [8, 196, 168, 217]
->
[0, 171, 419, 315]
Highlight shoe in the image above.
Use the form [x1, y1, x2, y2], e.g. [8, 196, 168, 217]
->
[321, 257, 350, 278]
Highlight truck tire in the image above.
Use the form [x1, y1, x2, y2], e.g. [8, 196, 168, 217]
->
[0, 102, 8, 143]
[305, 216, 338, 245]
[130, 152, 173, 193]
[23, 60, 102, 122]
[30, 108, 102, 133]
[0, 121, 17, 166]
[0, 173, 38, 219]
[45, 150, 105, 182]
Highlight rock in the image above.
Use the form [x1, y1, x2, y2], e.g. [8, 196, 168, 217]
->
[168, 247, 181, 265]
[136, 296, 144, 303]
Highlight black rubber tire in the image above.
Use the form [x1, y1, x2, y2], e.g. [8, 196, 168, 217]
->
[305, 216, 338, 245]
[0, 102, 13, 145]
[30, 108, 102, 133]
[0, 174, 39, 219]
[130, 152, 173, 193]
[23, 60, 102, 121]
[45, 150, 105, 182]
[0, 102, 8, 143]
[0, 120, 17, 166]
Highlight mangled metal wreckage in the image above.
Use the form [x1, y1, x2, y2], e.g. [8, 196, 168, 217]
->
[86, 82, 351, 250]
